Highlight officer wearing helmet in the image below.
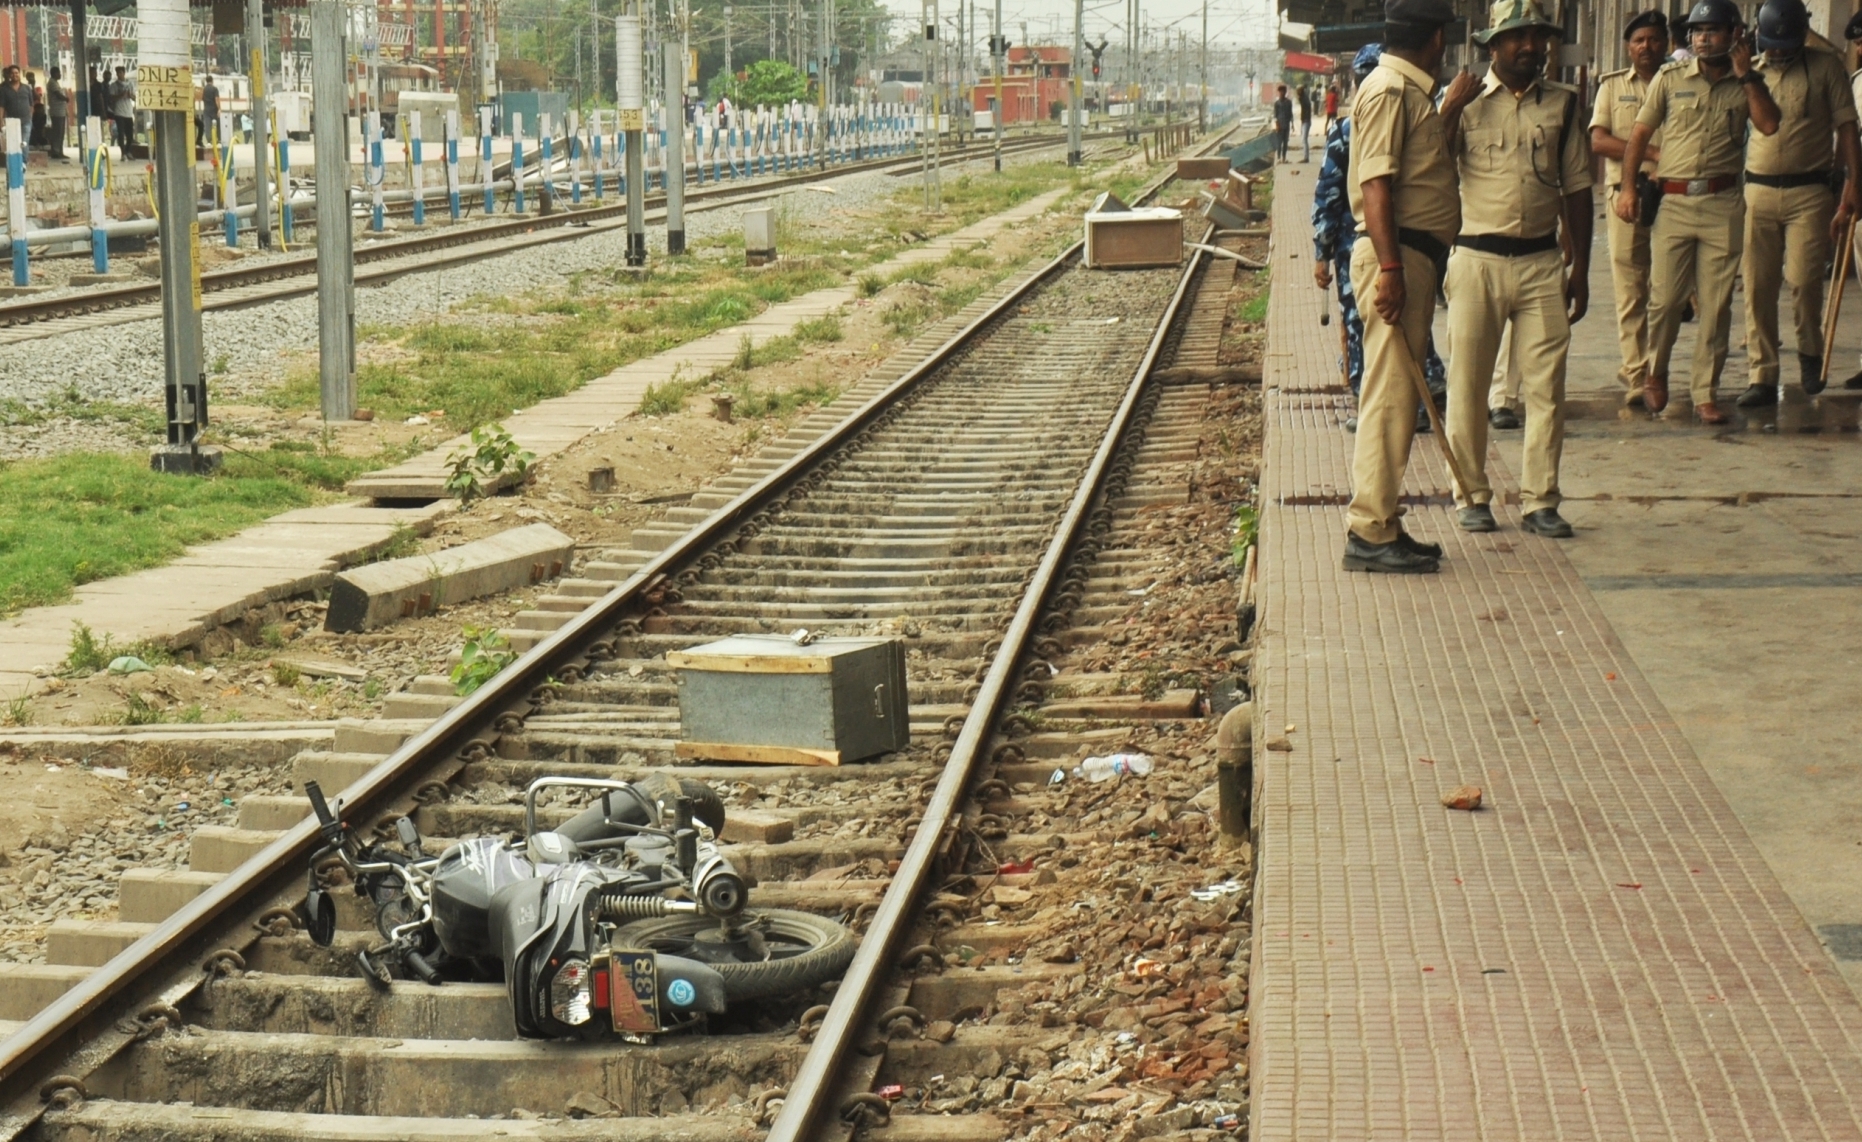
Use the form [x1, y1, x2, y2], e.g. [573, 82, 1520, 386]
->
[1441, 0, 1591, 540]
[1733, 0, 1860, 407]
[1615, 0, 1781, 424]
[1590, 10, 1670, 410]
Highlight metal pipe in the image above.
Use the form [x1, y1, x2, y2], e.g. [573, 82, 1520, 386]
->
[246, 0, 272, 248]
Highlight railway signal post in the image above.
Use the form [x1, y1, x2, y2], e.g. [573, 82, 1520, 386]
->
[312, 0, 357, 423]
[138, 0, 218, 474]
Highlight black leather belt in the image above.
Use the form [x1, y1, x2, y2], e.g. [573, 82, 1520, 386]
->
[1455, 233, 1560, 257]
[1396, 227, 1449, 265]
[1745, 170, 1830, 189]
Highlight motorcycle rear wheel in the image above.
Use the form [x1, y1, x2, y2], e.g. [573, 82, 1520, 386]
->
[609, 908, 855, 1003]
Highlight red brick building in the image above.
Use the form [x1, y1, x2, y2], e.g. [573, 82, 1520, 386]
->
[972, 45, 1070, 124]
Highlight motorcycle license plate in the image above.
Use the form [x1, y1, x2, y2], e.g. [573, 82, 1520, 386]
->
[609, 949, 661, 1033]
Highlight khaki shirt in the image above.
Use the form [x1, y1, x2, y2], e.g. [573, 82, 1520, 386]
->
[1590, 68, 1661, 187]
[1348, 53, 1461, 243]
[1746, 48, 1856, 175]
[1456, 72, 1592, 238]
[1636, 58, 1753, 180]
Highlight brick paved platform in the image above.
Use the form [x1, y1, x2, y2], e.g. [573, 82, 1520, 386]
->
[1249, 159, 1862, 1139]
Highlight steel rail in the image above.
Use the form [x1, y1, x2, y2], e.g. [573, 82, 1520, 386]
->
[761, 190, 1217, 1142]
[0, 179, 1092, 1112]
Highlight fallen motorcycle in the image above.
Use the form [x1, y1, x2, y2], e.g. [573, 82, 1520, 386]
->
[299, 772, 855, 1039]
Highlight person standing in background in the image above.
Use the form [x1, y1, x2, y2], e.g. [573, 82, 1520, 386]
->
[199, 74, 221, 145]
[1274, 84, 1294, 161]
[27, 72, 45, 149]
[46, 66, 67, 161]
[1323, 82, 1341, 133]
[1590, 10, 1670, 410]
[0, 67, 31, 147]
[1297, 81, 1314, 161]
[1615, 0, 1780, 424]
[109, 66, 136, 156]
[1732, 0, 1859, 407]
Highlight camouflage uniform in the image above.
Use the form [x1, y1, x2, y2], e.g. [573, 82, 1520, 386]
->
[1312, 116, 1448, 398]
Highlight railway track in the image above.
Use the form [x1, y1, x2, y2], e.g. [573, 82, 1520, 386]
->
[0, 124, 1262, 1142]
[0, 129, 1140, 346]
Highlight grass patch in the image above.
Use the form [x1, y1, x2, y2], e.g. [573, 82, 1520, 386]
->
[0, 446, 382, 616]
[640, 376, 703, 416]
[793, 314, 844, 343]
[1239, 289, 1270, 323]
[264, 264, 845, 434]
[857, 273, 885, 297]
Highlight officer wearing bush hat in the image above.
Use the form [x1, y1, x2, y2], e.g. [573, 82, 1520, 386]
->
[1614, 0, 1781, 424]
[1341, 0, 1476, 573]
[1591, 10, 1670, 410]
[1734, 0, 1861, 407]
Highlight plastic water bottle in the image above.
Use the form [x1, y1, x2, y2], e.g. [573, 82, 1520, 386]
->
[1072, 753, 1154, 783]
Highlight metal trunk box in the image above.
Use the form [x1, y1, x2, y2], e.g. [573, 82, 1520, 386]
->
[1083, 207, 1184, 269]
[667, 635, 910, 766]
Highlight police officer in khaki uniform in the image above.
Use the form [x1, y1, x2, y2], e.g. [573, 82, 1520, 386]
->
[1444, 0, 1591, 539]
[1733, 0, 1861, 406]
[1847, 9, 1862, 391]
[1342, 0, 1478, 573]
[1615, 0, 1781, 424]
[1591, 10, 1670, 409]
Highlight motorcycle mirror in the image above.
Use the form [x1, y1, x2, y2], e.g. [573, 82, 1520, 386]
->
[395, 816, 422, 854]
[303, 889, 337, 947]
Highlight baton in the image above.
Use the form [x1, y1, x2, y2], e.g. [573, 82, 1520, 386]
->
[1392, 320, 1478, 500]
[1821, 215, 1856, 388]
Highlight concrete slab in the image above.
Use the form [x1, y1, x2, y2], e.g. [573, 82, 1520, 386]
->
[45, 919, 156, 966]
[0, 963, 90, 1020]
[325, 523, 574, 632]
[118, 869, 225, 924]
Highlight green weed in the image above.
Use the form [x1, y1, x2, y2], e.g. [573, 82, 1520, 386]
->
[640, 377, 702, 416]
[120, 692, 166, 726]
[793, 314, 843, 343]
[857, 273, 884, 297]
[2, 696, 30, 726]
[452, 626, 515, 696]
[1239, 290, 1269, 324]
[444, 424, 535, 503]
[271, 661, 300, 687]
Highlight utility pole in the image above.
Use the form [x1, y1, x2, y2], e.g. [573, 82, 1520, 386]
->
[1066, 0, 1081, 165]
[1198, 0, 1206, 133]
[663, 38, 686, 253]
[920, 0, 938, 209]
[990, 0, 1002, 172]
[312, 0, 356, 422]
[619, 8, 645, 265]
[246, 0, 272, 247]
[143, 0, 215, 473]
[724, 4, 732, 81]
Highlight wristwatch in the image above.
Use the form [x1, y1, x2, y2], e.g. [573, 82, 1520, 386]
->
[1738, 71, 1766, 87]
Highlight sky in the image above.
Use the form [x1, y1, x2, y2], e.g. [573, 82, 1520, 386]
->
[871, 0, 1283, 52]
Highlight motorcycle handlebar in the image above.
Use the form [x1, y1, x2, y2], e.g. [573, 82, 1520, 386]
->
[304, 780, 346, 847]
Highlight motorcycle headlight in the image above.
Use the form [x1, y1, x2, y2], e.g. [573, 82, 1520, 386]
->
[550, 958, 594, 1026]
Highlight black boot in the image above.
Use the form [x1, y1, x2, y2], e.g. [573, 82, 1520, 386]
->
[1801, 353, 1826, 396]
[1342, 533, 1440, 574]
[1735, 383, 1777, 408]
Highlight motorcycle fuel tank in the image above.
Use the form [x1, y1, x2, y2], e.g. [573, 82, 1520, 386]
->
[430, 837, 535, 960]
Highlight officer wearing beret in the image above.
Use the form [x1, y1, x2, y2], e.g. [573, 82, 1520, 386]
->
[1342, 0, 1478, 573]
[1443, 0, 1591, 540]
[1591, 10, 1670, 409]
[1615, 0, 1780, 424]
[1733, 0, 1861, 406]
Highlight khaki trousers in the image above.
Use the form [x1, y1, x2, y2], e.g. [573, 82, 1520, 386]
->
[1444, 247, 1568, 514]
[1346, 237, 1437, 545]
[1647, 187, 1744, 406]
[1606, 185, 1653, 399]
[1743, 181, 1836, 387]
[1488, 322, 1522, 411]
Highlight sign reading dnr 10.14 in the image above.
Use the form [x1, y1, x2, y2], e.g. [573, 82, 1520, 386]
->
[136, 64, 194, 112]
